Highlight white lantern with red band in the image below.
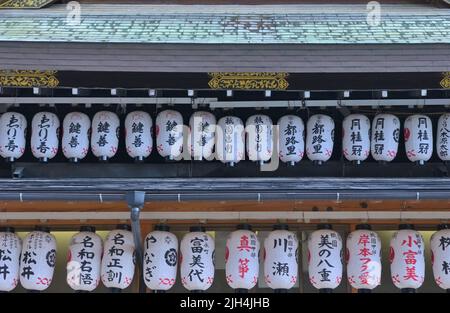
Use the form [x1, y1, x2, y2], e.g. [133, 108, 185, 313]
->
[19, 227, 57, 291]
[216, 116, 245, 167]
[31, 112, 60, 162]
[67, 226, 103, 292]
[225, 224, 260, 292]
[101, 225, 135, 291]
[404, 114, 433, 165]
[436, 114, 450, 161]
[188, 111, 216, 161]
[370, 113, 400, 162]
[180, 226, 215, 292]
[245, 115, 273, 165]
[263, 224, 298, 292]
[342, 114, 370, 164]
[389, 225, 425, 292]
[430, 224, 450, 291]
[346, 225, 382, 291]
[125, 111, 153, 162]
[277, 115, 305, 166]
[0, 227, 21, 292]
[62, 112, 91, 163]
[306, 114, 334, 165]
[156, 110, 184, 160]
[307, 224, 343, 292]
[143, 225, 178, 292]
[0, 112, 27, 162]
[91, 111, 120, 161]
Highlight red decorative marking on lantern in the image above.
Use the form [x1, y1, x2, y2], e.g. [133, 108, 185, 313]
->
[404, 128, 411, 142]
[389, 247, 395, 264]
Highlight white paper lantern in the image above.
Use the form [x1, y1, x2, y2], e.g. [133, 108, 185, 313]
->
[188, 111, 216, 161]
[225, 225, 260, 290]
[156, 110, 184, 160]
[91, 111, 120, 161]
[306, 114, 334, 164]
[125, 111, 153, 161]
[143, 225, 178, 291]
[342, 114, 370, 163]
[101, 226, 135, 290]
[180, 227, 215, 291]
[0, 112, 27, 162]
[389, 226, 425, 290]
[346, 226, 382, 290]
[430, 225, 450, 290]
[307, 226, 343, 290]
[31, 112, 60, 162]
[0, 228, 21, 292]
[62, 112, 91, 162]
[246, 115, 273, 164]
[436, 114, 450, 161]
[263, 226, 298, 290]
[371, 114, 400, 162]
[19, 229, 57, 291]
[216, 116, 245, 166]
[404, 115, 433, 165]
[277, 115, 305, 166]
[67, 227, 103, 292]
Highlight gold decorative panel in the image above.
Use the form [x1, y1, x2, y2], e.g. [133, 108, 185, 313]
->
[441, 72, 450, 89]
[208, 72, 289, 90]
[0, 70, 59, 88]
[0, 0, 56, 9]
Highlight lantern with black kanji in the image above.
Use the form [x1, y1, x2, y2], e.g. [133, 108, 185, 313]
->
[307, 225, 343, 292]
[216, 116, 245, 167]
[143, 225, 178, 292]
[430, 224, 450, 291]
[346, 225, 382, 292]
[390, 225, 425, 292]
[0, 112, 27, 162]
[188, 111, 216, 161]
[370, 113, 400, 162]
[125, 111, 153, 162]
[277, 115, 305, 166]
[19, 227, 57, 291]
[100, 225, 135, 291]
[245, 114, 273, 165]
[0, 227, 21, 292]
[91, 111, 120, 161]
[31, 112, 60, 162]
[404, 114, 433, 165]
[436, 114, 450, 162]
[225, 224, 260, 292]
[156, 110, 184, 160]
[263, 225, 298, 292]
[67, 226, 103, 292]
[62, 112, 91, 163]
[306, 114, 334, 164]
[180, 226, 215, 292]
[342, 114, 370, 164]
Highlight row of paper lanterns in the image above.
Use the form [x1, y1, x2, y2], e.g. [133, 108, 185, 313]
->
[0, 111, 448, 165]
[0, 223, 449, 292]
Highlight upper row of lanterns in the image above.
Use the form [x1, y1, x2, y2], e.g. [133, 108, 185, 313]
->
[0, 224, 449, 293]
[0, 110, 448, 165]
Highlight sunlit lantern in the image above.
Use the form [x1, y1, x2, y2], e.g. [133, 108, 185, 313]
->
[277, 115, 305, 166]
[180, 226, 215, 292]
[31, 112, 60, 162]
[306, 114, 334, 165]
[246, 114, 273, 165]
[342, 114, 370, 164]
[91, 111, 120, 161]
[0, 227, 21, 292]
[125, 111, 153, 162]
[0, 112, 27, 162]
[225, 224, 260, 292]
[436, 114, 450, 162]
[216, 116, 245, 167]
[67, 226, 103, 292]
[62, 112, 91, 163]
[143, 225, 178, 292]
[188, 111, 216, 161]
[370, 113, 400, 162]
[156, 110, 184, 160]
[430, 224, 450, 291]
[404, 114, 433, 165]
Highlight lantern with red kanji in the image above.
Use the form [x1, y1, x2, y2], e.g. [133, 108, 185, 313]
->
[216, 116, 245, 167]
[263, 225, 298, 291]
[91, 111, 120, 161]
[180, 226, 215, 292]
[62, 112, 91, 162]
[342, 114, 370, 164]
[0, 112, 27, 162]
[188, 111, 216, 161]
[156, 110, 184, 160]
[143, 225, 178, 292]
[246, 114, 273, 165]
[306, 114, 334, 165]
[125, 111, 153, 162]
[307, 224, 343, 292]
[225, 224, 260, 292]
[31, 112, 60, 162]
[430, 224, 450, 291]
[370, 113, 400, 162]
[0, 227, 21, 292]
[277, 115, 305, 166]
[389, 225, 425, 292]
[346, 225, 382, 291]
[404, 114, 433, 165]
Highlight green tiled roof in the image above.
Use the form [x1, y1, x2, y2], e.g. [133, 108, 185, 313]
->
[0, 10, 449, 44]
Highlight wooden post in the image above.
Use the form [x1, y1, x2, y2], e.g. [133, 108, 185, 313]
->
[349, 224, 358, 294]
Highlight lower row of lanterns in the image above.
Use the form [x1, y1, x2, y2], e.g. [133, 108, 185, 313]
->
[0, 224, 449, 293]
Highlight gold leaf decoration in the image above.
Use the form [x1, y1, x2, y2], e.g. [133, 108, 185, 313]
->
[0, 70, 59, 88]
[208, 72, 289, 90]
[441, 72, 450, 89]
[0, 0, 55, 8]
